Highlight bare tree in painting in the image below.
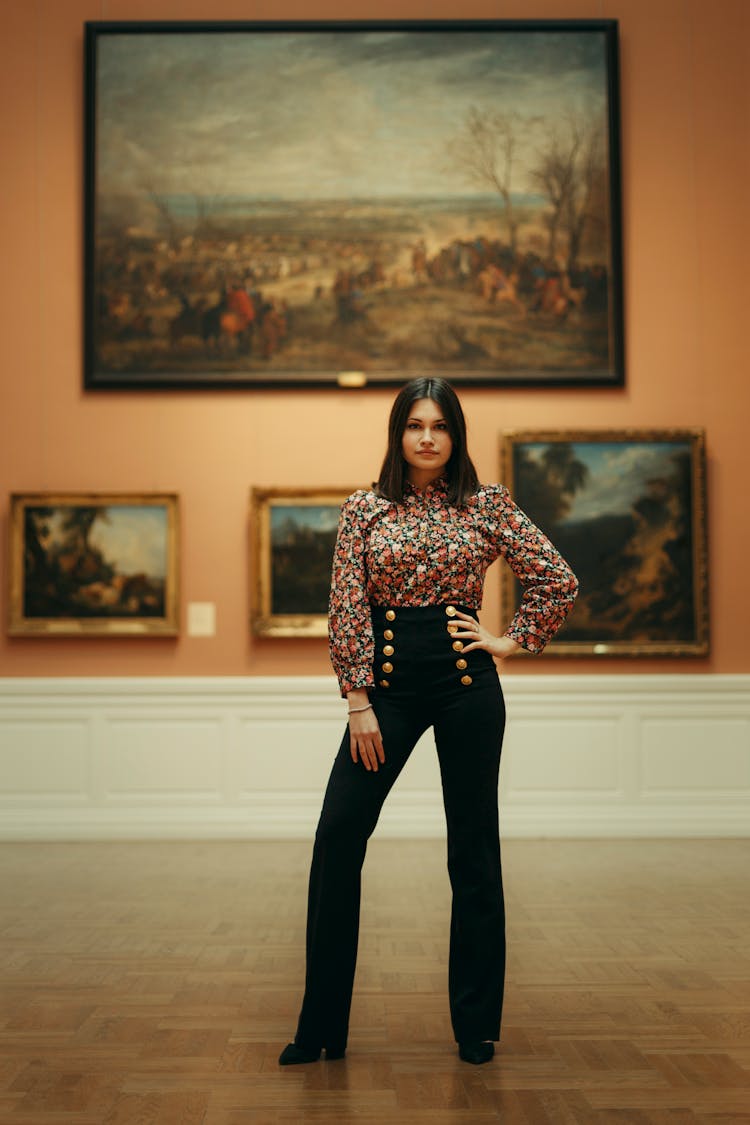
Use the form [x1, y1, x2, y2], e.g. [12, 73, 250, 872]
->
[531, 116, 606, 270]
[450, 107, 529, 254]
[530, 132, 575, 263]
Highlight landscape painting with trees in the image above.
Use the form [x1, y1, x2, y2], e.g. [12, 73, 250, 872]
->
[250, 488, 351, 637]
[8, 494, 179, 635]
[85, 20, 623, 388]
[500, 432, 709, 656]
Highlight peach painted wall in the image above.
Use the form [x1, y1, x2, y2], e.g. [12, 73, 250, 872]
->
[1, 0, 748, 678]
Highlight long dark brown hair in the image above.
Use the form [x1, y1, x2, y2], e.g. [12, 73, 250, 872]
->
[375, 377, 479, 506]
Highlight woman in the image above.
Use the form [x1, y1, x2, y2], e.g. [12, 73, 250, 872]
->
[280, 377, 578, 1067]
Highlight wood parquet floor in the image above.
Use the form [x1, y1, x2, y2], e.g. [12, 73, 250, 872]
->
[0, 838, 748, 1124]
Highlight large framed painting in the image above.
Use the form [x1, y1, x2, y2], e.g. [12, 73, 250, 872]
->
[84, 19, 623, 390]
[8, 493, 179, 636]
[250, 487, 352, 637]
[500, 431, 709, 656]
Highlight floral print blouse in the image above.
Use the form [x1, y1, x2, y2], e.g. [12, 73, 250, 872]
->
[329, 477, 579, 695]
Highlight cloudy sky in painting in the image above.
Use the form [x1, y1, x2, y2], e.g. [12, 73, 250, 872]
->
[88, 507, 168, 577]
[271, 505, 341, 539]
[96, 28, 608, 199]
[522, 443, 690, 525]
[41, 507, 168, 578]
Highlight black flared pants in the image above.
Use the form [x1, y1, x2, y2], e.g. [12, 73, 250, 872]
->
[295, 605, 506, 1052]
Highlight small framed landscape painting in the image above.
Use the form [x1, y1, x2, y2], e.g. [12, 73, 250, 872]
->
[500, 431, 708, 656]
[8, 493, 179, 636]
[250, 487, 352, 637]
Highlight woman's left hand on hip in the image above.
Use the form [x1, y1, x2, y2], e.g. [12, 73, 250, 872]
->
[450, 610, 521, 661]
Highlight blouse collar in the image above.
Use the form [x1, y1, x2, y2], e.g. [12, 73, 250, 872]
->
[404, 475, 449, 501]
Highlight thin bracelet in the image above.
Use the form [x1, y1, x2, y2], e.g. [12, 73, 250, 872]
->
[347, 703, 373, 714]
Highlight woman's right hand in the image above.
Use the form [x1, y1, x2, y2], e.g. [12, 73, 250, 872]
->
[347, 695, 385, 772]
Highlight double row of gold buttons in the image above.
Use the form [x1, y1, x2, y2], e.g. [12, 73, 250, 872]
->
[378, 606, 472, 688]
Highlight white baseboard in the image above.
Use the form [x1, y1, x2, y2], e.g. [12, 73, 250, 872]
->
[1, 675, 748, 840]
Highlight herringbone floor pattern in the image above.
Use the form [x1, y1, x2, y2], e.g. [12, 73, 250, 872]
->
[0, 839, 748, 1123]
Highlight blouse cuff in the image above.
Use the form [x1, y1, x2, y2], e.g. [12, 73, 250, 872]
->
[504, 625, 547, 655]
[338, 669, 376, 698]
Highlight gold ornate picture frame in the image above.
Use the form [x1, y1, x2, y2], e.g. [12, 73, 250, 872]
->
[500, 430, 709, 656]
[8, 493, 179, 636]
[250, 487, 353, 637]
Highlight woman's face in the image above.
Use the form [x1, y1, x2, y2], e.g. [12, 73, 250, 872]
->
[401, 397, 453, 484]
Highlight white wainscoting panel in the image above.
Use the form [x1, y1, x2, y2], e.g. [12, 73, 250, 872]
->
[0, 675, 748, 840]
[104, 718, 226, 800]
[0, 719, 90, 798]
[639, 718, 750, 792]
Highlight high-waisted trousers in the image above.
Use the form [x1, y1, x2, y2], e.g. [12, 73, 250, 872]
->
[294, 604, 507, 1053]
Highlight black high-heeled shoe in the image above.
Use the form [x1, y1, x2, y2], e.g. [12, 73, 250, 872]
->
[278, 1042, 320, 1065]
[278, 1042, 346, 1065]
[458, 1040, 494, 1065]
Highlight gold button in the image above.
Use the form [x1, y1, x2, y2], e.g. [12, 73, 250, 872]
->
[385, 609, 396, 621]
[383, 629, 394, 640]
[452, 640, 463, 652]
[383, 644, 394, 656]
[447, 624, 458, 634]
[379, 679, 390, 688]
[382, 662, 393, 673]
[461, 675, 473, 686]
[456, 658, 467, 670]
[445, 605, 457, 617]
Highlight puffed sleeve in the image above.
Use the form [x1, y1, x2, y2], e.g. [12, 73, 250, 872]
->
[328, 491, 377, 696]
[480, 485, 579, 653]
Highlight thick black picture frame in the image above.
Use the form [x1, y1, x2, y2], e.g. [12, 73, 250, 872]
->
[84, 19, 624, 390]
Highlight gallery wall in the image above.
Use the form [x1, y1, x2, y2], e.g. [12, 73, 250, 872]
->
[1, 0, 749, 681]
